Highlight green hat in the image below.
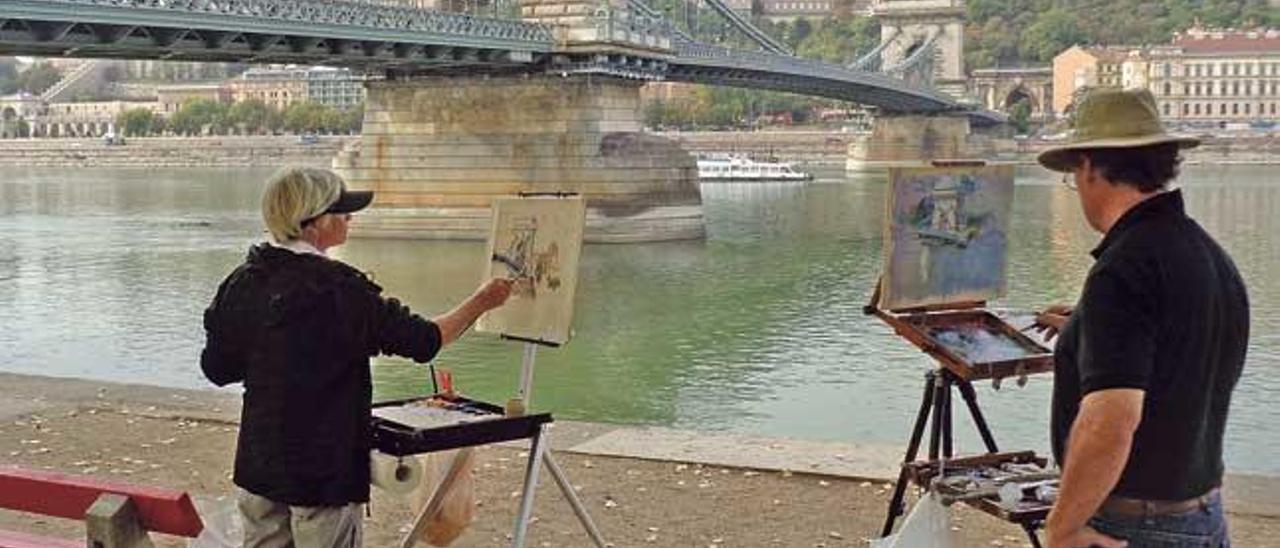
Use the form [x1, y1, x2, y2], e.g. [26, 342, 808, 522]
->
[1037, 88, 1199, 173]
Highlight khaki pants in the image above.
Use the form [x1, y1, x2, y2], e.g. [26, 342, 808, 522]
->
[238, 489, 363, 548]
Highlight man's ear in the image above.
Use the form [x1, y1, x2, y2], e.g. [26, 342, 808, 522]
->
[1078, 154, 1095, 187]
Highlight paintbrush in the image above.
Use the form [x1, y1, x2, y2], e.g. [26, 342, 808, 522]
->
[491, 252, 529, 278]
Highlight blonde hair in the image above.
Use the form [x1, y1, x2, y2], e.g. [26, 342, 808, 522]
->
[261, 166, 344, 242]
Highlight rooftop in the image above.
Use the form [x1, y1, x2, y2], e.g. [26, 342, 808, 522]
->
[1174, 28, 1280, 55]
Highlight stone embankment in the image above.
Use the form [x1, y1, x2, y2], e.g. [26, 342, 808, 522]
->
[0, 135, 354, 168]
[663, 129, 1280, 166]
[0, 131, 1273, 168]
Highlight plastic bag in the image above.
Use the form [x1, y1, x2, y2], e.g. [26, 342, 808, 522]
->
[187, 495, 242, 548]
[870, 492, 957, 548]
[408, 448, 477, 547]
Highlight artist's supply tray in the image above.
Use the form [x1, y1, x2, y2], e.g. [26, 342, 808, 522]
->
[896, 309, 1053, 381]
[906, 451, 1055, 525]
[371, 395, 552, 456]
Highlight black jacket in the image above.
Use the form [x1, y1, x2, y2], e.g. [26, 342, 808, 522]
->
[201, 244, 441, 506]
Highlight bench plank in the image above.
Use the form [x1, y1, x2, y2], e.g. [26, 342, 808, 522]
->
[0, 528, 82, 548]
[0, 466, 203, 537]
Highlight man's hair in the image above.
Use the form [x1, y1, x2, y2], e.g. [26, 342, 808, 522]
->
[261, 167, 343, 242]
[1078, 143, 1182, 193]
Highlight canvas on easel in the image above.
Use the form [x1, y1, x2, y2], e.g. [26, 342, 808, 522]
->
[869, 164, 1050, 381]
[476, 195, 586, 346]
[882, 165, 1015, 311]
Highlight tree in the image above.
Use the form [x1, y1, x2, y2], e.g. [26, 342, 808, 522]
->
[0, 58, 18, 94]
[340, 104, 364, 134]
[116, 108, 156, 137]
[169, 99, 229, 136]
[283, 101, 332, 134]
[789, 19, 814, 49]
[16, 62, 62, 95]
[229, 99, 276, 135]
[1020, 9, 1086, 62]
[1009, 100, 1032, 135]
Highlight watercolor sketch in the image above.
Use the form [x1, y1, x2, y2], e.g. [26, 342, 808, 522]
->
[476, 196, 586, 345]
[880, 165, 1015, 310]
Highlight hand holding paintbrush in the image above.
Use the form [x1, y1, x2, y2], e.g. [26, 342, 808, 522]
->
[1023, 304, 1073, 340]
[491, 252, 535, 294]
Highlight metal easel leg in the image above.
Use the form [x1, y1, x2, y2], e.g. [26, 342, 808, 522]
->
[542, 451, 607, 547]
[956, 375, 1000, 453]
[1022, 521, 1044, 548]
[941, 375, 954, 458]
[881, 370, 938, 538]
[510, 341, 607, 546]
[927, 372, 946, 461]
[398, 450, 474, 548]
[511, 425, 549, 548]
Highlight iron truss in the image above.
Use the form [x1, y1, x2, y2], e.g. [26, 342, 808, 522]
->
[0, 0, 555, 69]
[0, 0, 1005, 119]
[670, 40, 959, 113]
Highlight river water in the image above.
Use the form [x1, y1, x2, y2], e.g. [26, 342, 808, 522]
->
[1, 165, 1277, 474]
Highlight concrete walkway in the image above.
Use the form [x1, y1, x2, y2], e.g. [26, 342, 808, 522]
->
[2, 371, 1276, 517]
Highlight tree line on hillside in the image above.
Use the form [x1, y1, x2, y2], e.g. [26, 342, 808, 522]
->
[0, 59, 64, 96]
[965, 0, 1277, 68]
[116, 99, 363, 137]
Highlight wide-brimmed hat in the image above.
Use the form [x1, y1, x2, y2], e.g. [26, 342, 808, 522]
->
[1037, 88, 1200, 173]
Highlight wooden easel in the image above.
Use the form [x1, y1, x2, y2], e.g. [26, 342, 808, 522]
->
[864, 278, 1005, 537]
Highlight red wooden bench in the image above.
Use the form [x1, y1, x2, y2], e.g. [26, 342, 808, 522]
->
[0, 466, 203, 548]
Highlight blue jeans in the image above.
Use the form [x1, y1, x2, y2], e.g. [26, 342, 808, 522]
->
[1087, 491, 1230, 548]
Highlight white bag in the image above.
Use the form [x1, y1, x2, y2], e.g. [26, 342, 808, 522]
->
[408, 448, 477, 547]
[869, 492, 957, 548]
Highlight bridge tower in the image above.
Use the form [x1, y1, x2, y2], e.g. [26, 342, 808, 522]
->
[845, 0, 979, 170]
[872, 0, 966, 98]
[333, 0, 704, 242]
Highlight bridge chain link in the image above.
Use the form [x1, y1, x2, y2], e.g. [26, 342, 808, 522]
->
[42, 0, 554, 43]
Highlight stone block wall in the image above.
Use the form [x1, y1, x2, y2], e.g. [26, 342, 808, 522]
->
[334, 75, 704, 242]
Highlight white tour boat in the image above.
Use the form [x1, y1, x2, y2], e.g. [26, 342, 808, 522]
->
[696, 155, 812, 181]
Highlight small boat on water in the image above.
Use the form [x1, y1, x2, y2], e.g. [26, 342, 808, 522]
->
[696, 155, 812, 181]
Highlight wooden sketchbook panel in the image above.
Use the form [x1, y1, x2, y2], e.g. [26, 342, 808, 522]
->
[476, 196, 585, 345]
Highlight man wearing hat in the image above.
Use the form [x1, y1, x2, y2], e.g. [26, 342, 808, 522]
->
[1030, 89, 1249, 547]
[201, 166, 514, 546]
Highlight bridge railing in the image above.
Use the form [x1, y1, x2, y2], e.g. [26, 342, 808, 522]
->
[585, 6, 674, 51]
[676, 40, 911, 86]
[32, 0, 554, 43]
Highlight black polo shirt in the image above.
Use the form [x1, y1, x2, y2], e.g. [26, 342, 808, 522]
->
[1051, 189, 1249, 501]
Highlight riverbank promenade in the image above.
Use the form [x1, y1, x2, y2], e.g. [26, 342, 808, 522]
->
[2, 372, 1278, 546]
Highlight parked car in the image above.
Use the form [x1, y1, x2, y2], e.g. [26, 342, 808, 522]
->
[103, 133, 126, 146]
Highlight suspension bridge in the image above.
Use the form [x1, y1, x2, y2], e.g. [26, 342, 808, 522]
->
[0, 0, 1000, 242]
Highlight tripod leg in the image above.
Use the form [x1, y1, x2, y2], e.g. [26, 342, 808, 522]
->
[542, 451, 607, 547]
[956, 377, 1000, 453]
[511, 426, 548, 548]
[1022, 522, 1044, 548]
[928, 374, 945, 461]
[941, 378, 954, 458]
[880, 371, 937, 538]
[398, 450, 473, 548]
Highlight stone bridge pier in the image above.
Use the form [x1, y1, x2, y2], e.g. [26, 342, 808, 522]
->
[334, 75, 703, 242]
[333, 0, 704, 242]
[845, 114, 974, 171]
